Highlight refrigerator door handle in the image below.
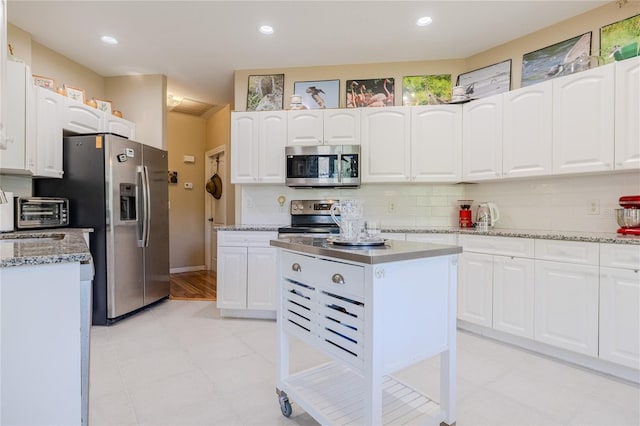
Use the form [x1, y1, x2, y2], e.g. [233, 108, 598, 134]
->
[142, 165, 151, 247]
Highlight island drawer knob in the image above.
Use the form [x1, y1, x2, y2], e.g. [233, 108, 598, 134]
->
[292, 263, 301, 272]
[332, 273, 345, 284]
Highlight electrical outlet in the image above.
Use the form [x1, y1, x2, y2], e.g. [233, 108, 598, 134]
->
[587, 199, 600, 215]
[388, 202, 396, 213]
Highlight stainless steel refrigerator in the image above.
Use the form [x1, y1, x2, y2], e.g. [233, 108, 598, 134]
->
[35, 133, 169, 325]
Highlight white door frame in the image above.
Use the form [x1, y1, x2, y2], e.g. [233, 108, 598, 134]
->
[204, 146, 226, 270]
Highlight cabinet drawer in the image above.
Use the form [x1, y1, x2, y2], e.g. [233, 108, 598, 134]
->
[281, 251, 364, 299]
[406, 233, 457, 245]
[600, 244, 640, 270]
[459, 234, 534, 257]
[218, 231, 277, 246]
[535, 239, 598, 265]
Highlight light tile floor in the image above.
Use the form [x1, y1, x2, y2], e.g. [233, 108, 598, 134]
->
[90, 300, 640, 425]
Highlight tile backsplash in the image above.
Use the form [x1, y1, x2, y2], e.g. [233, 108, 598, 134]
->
[239, 172, 640, 233]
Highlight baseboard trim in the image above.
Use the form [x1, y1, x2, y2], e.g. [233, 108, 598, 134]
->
[170, 265, 206, 274]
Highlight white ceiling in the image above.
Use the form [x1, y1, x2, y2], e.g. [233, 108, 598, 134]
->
[7, 0, 609, 109]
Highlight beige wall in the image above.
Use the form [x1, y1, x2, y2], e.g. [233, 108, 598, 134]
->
[466, 1, 640, 91]
[205, 105, 235, 225]
[234, 2, 639, 111]
[105, 75, 167, 149]
[167, 112, 207, 269]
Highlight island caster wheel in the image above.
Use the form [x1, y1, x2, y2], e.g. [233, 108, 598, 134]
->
[279, 395, 292, 417]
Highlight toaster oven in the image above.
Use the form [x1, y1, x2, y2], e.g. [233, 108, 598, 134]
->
[15, 197, 69, 229]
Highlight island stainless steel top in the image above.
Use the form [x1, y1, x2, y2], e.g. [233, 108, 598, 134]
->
[271, 236, 462, 265]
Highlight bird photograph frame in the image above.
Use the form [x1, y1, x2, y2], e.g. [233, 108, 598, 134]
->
[346, 78, 394, 108]
[402, 74, 452, 106]
[600, 14, 640, 65]
[246, 74, 284, 111]
[521, 32, 592, 87]
[293, 80, 339, 109]
[456, 59, 511, 100]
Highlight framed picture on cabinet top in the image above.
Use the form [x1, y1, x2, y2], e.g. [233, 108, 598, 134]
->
[293, 80, 339, 109]
[64, 85, 86, 103]
[346, 78, 394, 108]
[94, 99, 112, 114]
[600, 14, 640, 64]
[32, 75, 56, 91]
[521, 32, 592, 87]
[402, 74, 452, 106]
[247, 74, 284, 111]
[456, 59, 511, 99]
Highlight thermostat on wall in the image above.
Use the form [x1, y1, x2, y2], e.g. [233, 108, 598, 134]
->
[183, 155, 195, 163]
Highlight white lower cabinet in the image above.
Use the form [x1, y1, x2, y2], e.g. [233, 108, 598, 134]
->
[217, 231, 278, 315]
[599, 244, 640, 369]
[458, 252, 493, 327]
[492, 256, 535, 338]
[458, 235, 534, 333]
[533, 238, 600, 357]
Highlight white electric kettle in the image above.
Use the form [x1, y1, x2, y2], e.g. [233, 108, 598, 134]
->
[476, 202, 500, 227]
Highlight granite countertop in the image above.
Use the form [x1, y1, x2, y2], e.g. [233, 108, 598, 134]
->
[0, 229, 92, 268]
[271, 236, 462, 265]
[216, 224, 640, 245]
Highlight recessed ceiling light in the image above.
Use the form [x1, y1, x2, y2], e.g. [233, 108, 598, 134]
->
[416, 16, 433, 27]
[259, 25, 274, 35]
[100, 35, 119, 45]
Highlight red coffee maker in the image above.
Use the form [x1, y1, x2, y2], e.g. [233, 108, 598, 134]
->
[617, 195, 640, 235]
[458, 200, 473, 228]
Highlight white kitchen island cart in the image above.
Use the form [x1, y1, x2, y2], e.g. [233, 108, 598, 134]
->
[271, 237, 461, 425]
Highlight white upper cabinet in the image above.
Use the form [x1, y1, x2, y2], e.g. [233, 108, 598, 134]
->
[231, 111, 286, 184]
[287, 110, 322, 145]
[1, 60, 36, 174]
[361, 107, 411, 182]
[411, 105, 462, 182]
[462, 93, 503, 181]
[614, 57, 640, 170]
[287, 109, 360, 146]
[62, 97, 103, 134]
[503, 81, 553, 178]
[552, 64, 615, 174]
[35, 87, 65, 178]
[103, 115, 136, 140]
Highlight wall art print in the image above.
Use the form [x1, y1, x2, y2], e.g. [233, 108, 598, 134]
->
[521, 32, 592, 87]
[402, 74, 452, 106]
[456, 59, 511, 99]
[293, 80, 339, 109]
[346, 78, 394, 108]
[600, 14, 640, 64]
[247, 74, 284, 111]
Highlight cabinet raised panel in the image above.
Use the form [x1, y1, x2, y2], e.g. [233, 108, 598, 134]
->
[361, 107, 410, 182]
[534, 260, 599, 356]
[231, 111, 286, 184]
[552, 65, 614, 174]
[2, 60, 35, 174]
[287, 109, 360, 146]
[599, 267, 640, 369]
[503, 81, 552, 178]
[614, 56, 640, 170]
[458, 252, 493, 327]
[492, 256, 535, 338]
[411, 105, 462, 182]
[247, 247, 278, 310]
[35, 87, 65, 178]
[63, 98, 102, 134]
[462, 94, 503, 181]
[217, 246, 248, 309]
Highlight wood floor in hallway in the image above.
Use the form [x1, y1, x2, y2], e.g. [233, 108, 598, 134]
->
[169, 270, 216, 301]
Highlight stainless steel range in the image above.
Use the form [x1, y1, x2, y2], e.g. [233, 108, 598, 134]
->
[277, 199, 341, 237]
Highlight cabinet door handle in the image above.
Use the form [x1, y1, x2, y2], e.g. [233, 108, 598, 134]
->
[332, 273, 345, 284]
[292, 263, 301, 272]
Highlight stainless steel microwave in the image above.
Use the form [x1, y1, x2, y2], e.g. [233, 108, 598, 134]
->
[285, 145, 360, 188]
[15, 197, 69, 229]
